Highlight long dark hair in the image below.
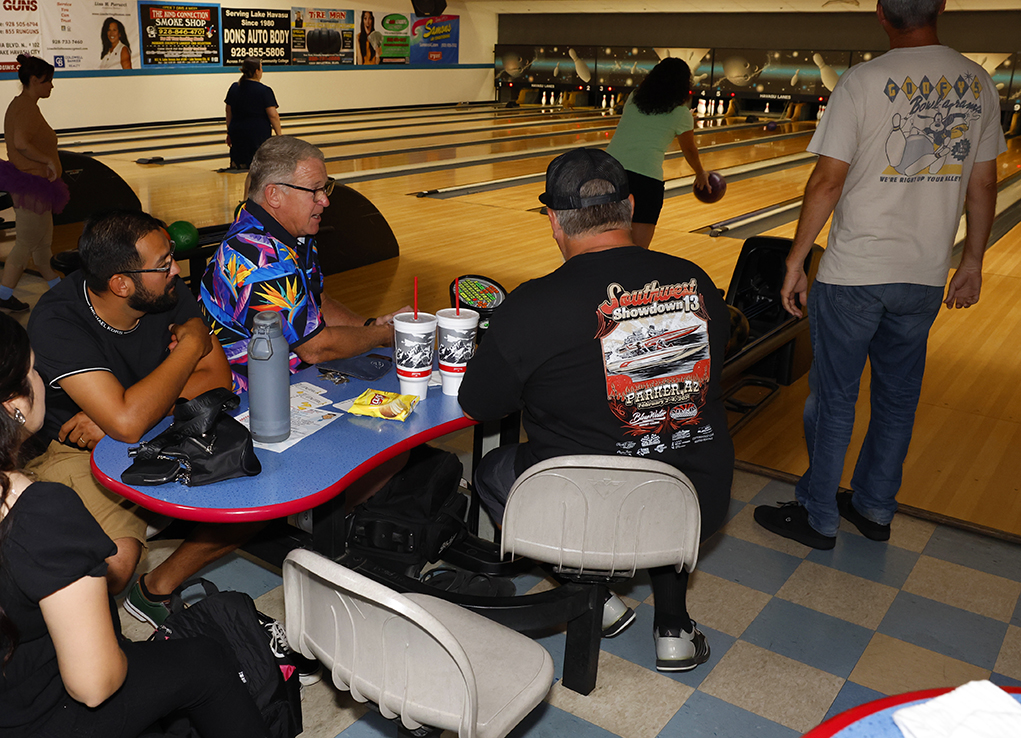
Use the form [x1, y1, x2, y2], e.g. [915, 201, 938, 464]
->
[358, 11, 375, 61]
[100, 18, 131, 58]
[632, 58, 692, 115]
[15, 54, 53, 87]
[0, 313, 34, 667]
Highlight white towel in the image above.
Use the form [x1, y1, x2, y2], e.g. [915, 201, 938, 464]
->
[893, 680, 1021, 738]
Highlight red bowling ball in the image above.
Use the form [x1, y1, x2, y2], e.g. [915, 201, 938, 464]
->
[694, 171, 727, 204]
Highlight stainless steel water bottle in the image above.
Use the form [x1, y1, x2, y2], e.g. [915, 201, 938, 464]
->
[247, 311, 291, 443]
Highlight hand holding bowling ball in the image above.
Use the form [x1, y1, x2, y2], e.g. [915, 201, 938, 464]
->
[167, 220, 199, 253]
[694, 171, 727, 204]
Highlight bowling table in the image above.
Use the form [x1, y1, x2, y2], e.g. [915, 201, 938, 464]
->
[90, 351, 475, 559]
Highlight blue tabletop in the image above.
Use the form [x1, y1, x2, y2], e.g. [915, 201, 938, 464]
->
[91, 355, 473, 522]
[805, 687, 1021, 737]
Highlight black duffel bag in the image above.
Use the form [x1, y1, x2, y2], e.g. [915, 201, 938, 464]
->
[122, 387, 261, 486]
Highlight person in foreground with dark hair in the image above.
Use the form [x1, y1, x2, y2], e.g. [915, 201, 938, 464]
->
[459, 148, 733, 671]
[25, 210, 262, 628]
[754, 0, 1005, 550]
[605, 57, 709, 249]
[225, 57, 282, 169]
[0, 313, 270, 737]
[0, 54, 67, 312]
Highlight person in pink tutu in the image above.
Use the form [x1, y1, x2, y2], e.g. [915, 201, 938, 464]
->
[1, 55, 69, 313]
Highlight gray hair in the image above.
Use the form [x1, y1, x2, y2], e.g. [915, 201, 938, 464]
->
[248, 136, 325, 203]
[879, 0, 942, 30]
[552, 179, 632, 238]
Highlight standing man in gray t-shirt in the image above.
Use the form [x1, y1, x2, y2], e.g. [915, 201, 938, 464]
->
[755, 0, 1006, 550]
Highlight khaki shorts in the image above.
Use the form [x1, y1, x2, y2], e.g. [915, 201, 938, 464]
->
[27, 440, 150, 548]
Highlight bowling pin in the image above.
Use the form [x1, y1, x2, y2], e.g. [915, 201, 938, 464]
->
[553, 62, 560, 77]
[791, 70, 800, 87]
[602, 94, 608, 108]
[541, 91, 548, 105]
[885, 113, 907, 169]
[568, 48, 592, 83]
[697, 99, 706, 116]
[813, 53, 839, 92]
[765, 102, 770, 113]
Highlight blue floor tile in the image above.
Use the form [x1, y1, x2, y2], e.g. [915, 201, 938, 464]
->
[334, 710, 395, 737]
[924, 526, 1021, 582]
[598, 603, 735, 688]
[741, 598, 873, 678]
[806, 534, 919, 589]
[878, 591, 1008, 670]
[195, 552, 282, 600]
[658, 690, 799, 738]
[697, 534, 803, 595]
[823, 681, 887, 722]
[724, 497, 745, 525]
[990, 672, 1021, 689]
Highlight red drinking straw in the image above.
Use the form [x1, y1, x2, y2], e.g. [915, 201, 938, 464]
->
[455, 277, 460, 316]
[414, 277, 418, 320]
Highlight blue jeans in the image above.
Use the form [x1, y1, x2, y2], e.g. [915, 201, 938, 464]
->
[795, 281, 943, 536]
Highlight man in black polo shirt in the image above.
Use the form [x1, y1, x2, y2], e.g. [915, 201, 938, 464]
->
[27, 209, 260, 627]
[459, 149, 734, 672]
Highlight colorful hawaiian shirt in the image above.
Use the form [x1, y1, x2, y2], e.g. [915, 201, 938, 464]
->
[199, 200, 324, 393]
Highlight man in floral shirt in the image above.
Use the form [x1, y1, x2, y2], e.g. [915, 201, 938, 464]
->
[200, 136, 408, 391]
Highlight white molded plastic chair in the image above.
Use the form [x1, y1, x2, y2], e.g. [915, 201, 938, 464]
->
[500, 455, 702, 694]
[283, 549, 554, 738]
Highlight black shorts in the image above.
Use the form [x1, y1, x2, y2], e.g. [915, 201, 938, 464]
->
[627, 170, 665, 225]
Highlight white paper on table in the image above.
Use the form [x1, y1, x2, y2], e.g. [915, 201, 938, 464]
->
[893, 680, 1021, 738]
[291, 381, 327, 396]
[235, 397, 343, 453]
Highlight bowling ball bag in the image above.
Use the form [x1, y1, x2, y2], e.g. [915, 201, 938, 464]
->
[346, 444, 467, 574]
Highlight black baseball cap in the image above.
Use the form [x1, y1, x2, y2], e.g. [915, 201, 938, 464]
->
[538, 148, 630, 210]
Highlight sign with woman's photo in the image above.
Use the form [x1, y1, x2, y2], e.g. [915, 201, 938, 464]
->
[140, 2, 220, 66]
[36, 1, 140, 71]
[221, 7, 291, 67]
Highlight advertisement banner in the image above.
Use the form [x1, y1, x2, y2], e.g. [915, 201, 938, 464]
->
[41, 1, 140, 72]
[353, 9, 408, 65]
[140, 3, 220, 66]
[409, 14, 458, 65]
[291, 7, 353, 66]
[0, 4, 42, 73]
[221, 7, 290, 67]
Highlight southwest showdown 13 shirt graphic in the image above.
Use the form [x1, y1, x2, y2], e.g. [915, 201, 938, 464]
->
[596, 278, 713, 453]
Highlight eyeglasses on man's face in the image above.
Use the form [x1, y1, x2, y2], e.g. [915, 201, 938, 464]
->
[272, 177, 336, 201]
[118, 248, 176, 275]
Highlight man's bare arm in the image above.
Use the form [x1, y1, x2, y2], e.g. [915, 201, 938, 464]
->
[181, 336, 232, 399]
[781, 155, 849, 318]
[945, 158, 997, 310]
[58, 317, 212, 443]
[294, 295, 412, 364]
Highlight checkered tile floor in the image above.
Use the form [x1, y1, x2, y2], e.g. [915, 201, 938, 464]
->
[117, 467, 1021, 738]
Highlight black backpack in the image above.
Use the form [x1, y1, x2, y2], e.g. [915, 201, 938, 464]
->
[149, 580, 302, 738]
[345, 445, 467, 575]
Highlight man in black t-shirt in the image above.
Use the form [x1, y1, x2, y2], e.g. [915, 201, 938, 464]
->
[27, 210, 259, 628]
[458, 148, 734, 673]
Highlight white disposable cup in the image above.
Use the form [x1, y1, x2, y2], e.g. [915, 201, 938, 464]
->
[436, 308, 480, 396]
[393, 312, 437, 401]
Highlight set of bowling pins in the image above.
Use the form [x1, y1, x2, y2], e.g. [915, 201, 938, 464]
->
[816, 105, 826, 120]
[695, 99, 727, 116]
[540, 91, 566, 106]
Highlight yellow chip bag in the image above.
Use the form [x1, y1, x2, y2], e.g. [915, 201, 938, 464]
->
[346, 389, 419, 421]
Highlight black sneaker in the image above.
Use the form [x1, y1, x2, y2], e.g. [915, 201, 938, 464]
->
[837, 492, 891, 541]
[753, 501, 836, 550]
[0, 295, 29, 312]
[260, 614, 323, 686]
[654, 623, 710, 672]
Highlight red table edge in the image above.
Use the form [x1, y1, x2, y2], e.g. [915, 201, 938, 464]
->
[803, 685, 1021, 737]
[91, 416, 476, 523]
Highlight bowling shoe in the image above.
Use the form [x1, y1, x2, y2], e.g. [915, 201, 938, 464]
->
[0, 294, 29, 312]
[753, 501, 836, 550]
[654, 622, 710, 672]
[602, 592, 637, 638]
[837, 492, 891, 541]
